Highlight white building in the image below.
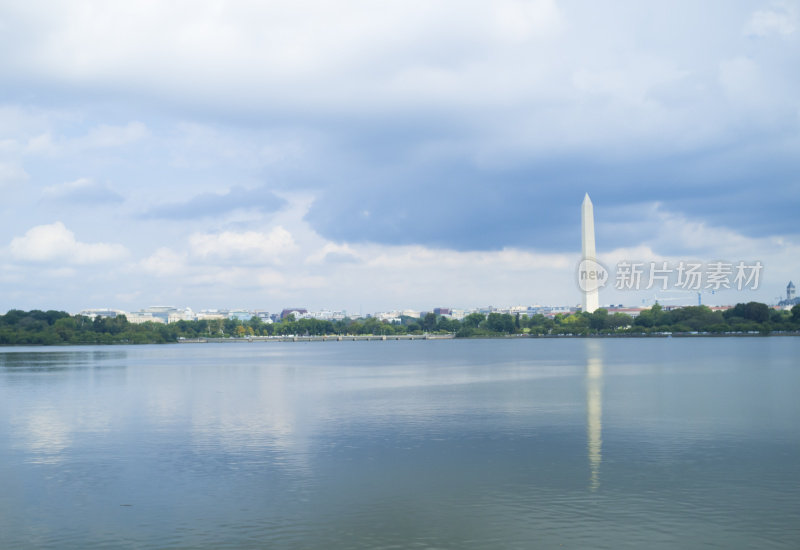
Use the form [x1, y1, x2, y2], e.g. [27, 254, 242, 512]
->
[228, 310, 254, 321]
[78, 308, 126, 319]
[126, 312, 165, 324]
[168, 308, 195, 323]
[197, 310, 227, 321]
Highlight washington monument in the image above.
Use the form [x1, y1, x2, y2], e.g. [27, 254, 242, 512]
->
[581, 193, 600, 313]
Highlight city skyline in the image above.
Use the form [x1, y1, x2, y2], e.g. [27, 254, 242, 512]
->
[1, 1, 799, 313]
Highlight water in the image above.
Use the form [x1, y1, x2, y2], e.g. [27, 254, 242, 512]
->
[1, 338, 798, 549]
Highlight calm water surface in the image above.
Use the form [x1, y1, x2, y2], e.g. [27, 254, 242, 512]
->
[1, 338, 799, 549]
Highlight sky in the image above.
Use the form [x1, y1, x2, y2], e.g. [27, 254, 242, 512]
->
[1, 0, 799, 314]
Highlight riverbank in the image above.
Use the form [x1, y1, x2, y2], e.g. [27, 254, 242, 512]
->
[2, 304, 799, 346]
[174, 331, 800, 344]
[178, 334, 455, 343]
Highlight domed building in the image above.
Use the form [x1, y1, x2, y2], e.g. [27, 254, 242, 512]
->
[779, 281, 799, 306]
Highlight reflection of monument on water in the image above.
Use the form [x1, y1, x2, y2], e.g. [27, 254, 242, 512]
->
[586, 340, 603, 491]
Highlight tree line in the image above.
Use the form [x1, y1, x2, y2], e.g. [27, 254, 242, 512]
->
[1, 302, 799, 345]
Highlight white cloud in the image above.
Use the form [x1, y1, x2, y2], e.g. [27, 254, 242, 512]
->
[305, 242, 362, 265]
[9, 222, 128, 264]
[649, 207, 763, 258]
[189, 227, 296, 264]
[19, 122, 149, 157]
[363, 245, 571, 272]
[126, 193, 582, 309]
[140, 247, 187, 276]
[0, 1, 795, 161]
[139, 227, 298, 284]
[0, 105, 58, 138]
[25, 132, 58, 155]
[0, 3, 798, 312]
[0, 1, 567, 109]
[72, 121, 148, 149]
[0, 161, 29, 187]
[745, 3, 797, 36]
[188, 266, 288, 289]
[492, 0, 563, 43]
[0, 106, 82, 158]
[9, 191, 793, 312]
[41, 177, 123, 203]
[594, 203, 800, 306]
[719, 57, 764, 106]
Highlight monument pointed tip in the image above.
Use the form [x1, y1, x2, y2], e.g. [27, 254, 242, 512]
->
[583, 193, 592, 204]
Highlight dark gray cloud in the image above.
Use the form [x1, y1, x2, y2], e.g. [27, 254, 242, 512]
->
[304, 133, 800, 254]
[142, 186, 286, 220]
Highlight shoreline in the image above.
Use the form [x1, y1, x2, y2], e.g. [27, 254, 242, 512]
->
[2, 332, 799, 347]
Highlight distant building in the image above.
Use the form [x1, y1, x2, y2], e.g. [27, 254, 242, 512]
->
[79, 308, 125, 319]
[305, 310, 347, 321]
[140, 306, 179, 323]
[281, 308, 307, 320]
[254, 311, 273, 323]
[228, 310, 254, 321]
[124, 306, 195, 323]
[168, 308, 195, 323]
[779, 281, 799, 306]
[376, 311, 402, 323]
[542, 307, 578, 318]
[449, 309, 466, 320]
[126, 312, 165, 324]
[708, 306, 733, 313]
[197, 311, 227, 321]
[433, 307, 451, 316]
[606, 307, 646, 318]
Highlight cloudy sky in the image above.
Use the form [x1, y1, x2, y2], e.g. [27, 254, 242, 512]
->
[1, 0, 798, 314]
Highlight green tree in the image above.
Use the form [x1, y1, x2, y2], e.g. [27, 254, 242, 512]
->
[486, 313, 515, 333]
[606, 312, 631, 331]
[436, 316, 457, 333]
[248, 316, 265, 334]
[53, 317, 77, 341]
[635, 309, 655, 329]
[422, 312, 437, 332]
[589, 308, 608, 331]
[463, 313, 485, 328]
[724, 302, 770, 323]
[744, 302, 770, 323]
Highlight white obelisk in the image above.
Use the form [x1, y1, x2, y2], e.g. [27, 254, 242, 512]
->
[581, 193, 599, 313]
